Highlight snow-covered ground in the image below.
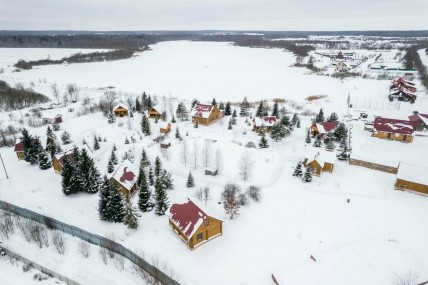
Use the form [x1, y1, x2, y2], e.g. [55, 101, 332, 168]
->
[1, 41, 428, 285]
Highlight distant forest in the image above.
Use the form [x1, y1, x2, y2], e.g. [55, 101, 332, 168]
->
[15, 48, 145, 70]
[0, 80, 49, 110]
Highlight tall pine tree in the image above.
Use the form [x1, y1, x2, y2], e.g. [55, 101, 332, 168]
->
[154, 156, 162, 177]
[302, 167, 312, 183]
[259, 133, 269, 148]
[138, 170, 152, 212]
[39, 151, 52, 170]
[224, 102, 232, 116]
[61, 157, 74, 196]
[255, 101, 263, 117]
[98, 176, 112, 221]
[154, 179, 169, 216]
[186, 172, 195, 188]
[293, 162, 303, 177]
[272, 101, 279, 118]
[123, 195, 139, 229]
[109, 183, 125, 223]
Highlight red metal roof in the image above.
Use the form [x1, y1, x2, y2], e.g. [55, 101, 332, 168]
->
[169, 199, 208, 238]
[14, 140, 23, 152]
[374, 117, 416, 135]
[320, 122, 338, 132]
[119, 167, 136, 184]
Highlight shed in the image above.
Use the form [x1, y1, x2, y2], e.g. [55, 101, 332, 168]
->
[113, 103, 129, 117]
[168, 198, 223, 249]
[395, 162, 428, 194]
[205, 167, 218, 176]
[160, 140, 171, 149]
[110, 160, 139, 197]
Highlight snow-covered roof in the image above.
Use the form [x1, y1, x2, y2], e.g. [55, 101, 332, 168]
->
[304, 146, 336, 166]
[388, 86, 416, 97]
[113, 103, 129, 111]
[373, 117, 416, 135]
[150, 104, 165, 114]
[159, 121, 171, 129]
[110, 160, 139, 191]
[190, 103, 215, 119]
[397, 162, 428, 186]
[253, 116, 277, 127]
[408, 113, 428, 126]
[54, 144, 93, 165]
[168, 198, 222, 239]
[315, 122, 338, 134]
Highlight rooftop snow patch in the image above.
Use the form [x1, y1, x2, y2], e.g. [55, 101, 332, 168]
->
[113, 103, 129, 111]
[304, 146, 336, 166]
[253, 116, 277, 127]
[110, 160, 138, 191]
[316, 122, 338, 134]
[397, 162, 428, 186]
[190, 103, 215, 119]
[374, 117, 416, 135]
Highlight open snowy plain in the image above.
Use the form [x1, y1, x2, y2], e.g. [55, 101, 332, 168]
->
[0, 41, 428, 285]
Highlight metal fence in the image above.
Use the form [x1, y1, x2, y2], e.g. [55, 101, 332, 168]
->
[0, 200, 181, 285]
[0, 245, 80, 285]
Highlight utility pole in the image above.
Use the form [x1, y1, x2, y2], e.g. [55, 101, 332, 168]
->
[0, 153, 9, 179]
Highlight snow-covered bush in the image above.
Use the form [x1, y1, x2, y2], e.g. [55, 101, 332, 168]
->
[247, 186, 261, 202]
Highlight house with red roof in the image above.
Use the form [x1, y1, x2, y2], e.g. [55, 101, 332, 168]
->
[310, 122, 338, 137]
[373, 117, 416, 143]
[253, 116, 277, 133]
[52, 144, 92, 173]
[110, 160, 139, 197]
[168, 198, 223, 249]
[390, 77, 416, 93]
[14, 137, 48, 161]
[190, 103, 224, 126]
[408, 112, 428, 132]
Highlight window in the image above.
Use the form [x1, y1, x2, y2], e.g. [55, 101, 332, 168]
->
[197, 233, 203, 241]
[204, 219, 209, 226]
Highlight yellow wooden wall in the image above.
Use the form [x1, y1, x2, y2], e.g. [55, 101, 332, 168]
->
[395, 178, 428, 194]
[189, 217, 223, 249]
[373, 131, 413, 143]
[114, 107, 129, 117]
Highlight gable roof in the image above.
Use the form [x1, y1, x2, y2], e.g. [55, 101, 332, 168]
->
[253, 116, 277, 127]
[373, 117, 416, 135]
[304, 146, 336, 166]
[113, 103, 129, 111]
[110, 160, 139, 191]
[168, 198, 222, 239]
[149, 104, 165, 114]
[397, 162, 428, 186]
[190, 103, 216, 119]
[315, 122, 338, 134]
[408, 113, 428, 126]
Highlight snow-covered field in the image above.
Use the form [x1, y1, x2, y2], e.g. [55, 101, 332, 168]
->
[1, 41, 428, 285]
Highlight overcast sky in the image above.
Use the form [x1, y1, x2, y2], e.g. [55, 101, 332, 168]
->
[2, 0, 427, 31]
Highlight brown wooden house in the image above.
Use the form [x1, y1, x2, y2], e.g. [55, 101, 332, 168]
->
[110, 160, 139, 197]
[168, 198, 223, 249]
[373, 117, 416, 143]
[148, 105, 164, 120]
[52, 145, 92, 173]
[311, 122, 338, 137]
[190, 103, 224, 126]
[113, 103, 129, 117]
[395, 162, 428, 195]
[303, 147, 336, 176]
[253, 116, 277, 133]
[159, 122, 172, 134]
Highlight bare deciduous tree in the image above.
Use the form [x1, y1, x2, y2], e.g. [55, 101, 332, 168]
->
[102, 90, 117, 112]
[396, 271, 419, 285]
[203, 186, 210, 205]
[51, 231, 65, 255]
[65, 83, 79, 101]
[99, 247, 108, 265]
[239, 151, 253, 181]
[215, 148, 223, 175]
[113, 254, 125, 271]
[202, 140, 212, 168]
[192, 139, 198, 170]
[51, 83, 60, 104]
[180, 139, 188, 166]
[77, 240, 90, 258]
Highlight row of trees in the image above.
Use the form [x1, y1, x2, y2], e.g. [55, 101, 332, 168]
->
[20, 128, 52, 170]
[0, 80, 49, 111]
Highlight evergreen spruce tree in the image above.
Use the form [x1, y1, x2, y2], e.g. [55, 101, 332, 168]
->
[61, 131, 71, 144]
[27, 137, 43, 165]
[191, 99, 198, 109]
[340, 136, 348, 151]
[255, 101, 263, 117]
[81, 149, 101, 194]
[231, 116, 237, 125]
[97, 135, 102, 142]
[138, 171, 152, 212]
[110, 148, 118, 165]
[270, 122, 287, 142]
[136, 166, 146, 189]
[334, 122, 347, 142]
[141, 114, 151, 136]
[280, 115, 291, 127]
[130, 111, 134, 118]
[175, 127, 181, 140]
[107, 158, 115, 173]
[154, 156, 162, 177]
[323, 132, 336, 145]
[154, 179, 169, 216]
[224, 102, 232, 116]
[194, 119, 199, 128]
[302, 167, 312, 183]
[239, 97, 250, 117]
[293, 162, 303, 177]
[70, 148, 84, 194]
[98, 176, 111, 221]
[123, 195, 139, 229]
[259, 133, 269, 149]
[52, 122, 60, 131]
[147, 95, 152, 109]
[186, 172, 195, 188]
[272, 101, 279, 118]
[109, 183, 125, 222]
[61, 157, 74, 196]
[305, 130, 312, 144]
[219, 102, 225, 110]
[291, 114, 299, 127]
[228, 119, 232, 130]
[327, 112, 339, 122]
[326, 140, 335, 150]
[158, 169, 174, 190]
[125, 137, 130, 144]
[38, 152, 52, 170]
[171, 115, 176, 123]
[46, 126, 54, 152]
[113, 144, 117, 151]
[135, 98, 141, 112]
[21, 128, 33, 162]
[176, 102, 189, 121]
[212, 98, 217, 107]
[296, 119, 301, 128]
[108, 113, 116, 124]
[313, 136, 322, 147]
[315, 108, 325, 123]
[93, 135, 100, 150]
[140, 148, 149, 167]
[148, 167, 154, 186]
[232, 109, 237, 118]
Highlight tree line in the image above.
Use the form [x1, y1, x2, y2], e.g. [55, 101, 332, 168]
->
[0, 80, 49, 110]
[15, 48, 146, 70]
[404, 45, 428, 90]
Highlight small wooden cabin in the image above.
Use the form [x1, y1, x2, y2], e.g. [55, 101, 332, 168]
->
[373, 117, 416, 143]
[395, 162, 428, 195]
[190, 103, 224, 126]
[303, 147, 336, 176]
[14, 139, 25, 160]
[52, 145, 92, 173]
[168, 198, 223, 249]
[311, 122, 338, 137]
[110, 160, 139, 197]
[253, 116, 277, 133]
[113, 103, 129, 117]
[159, 122, 172, 134]
[148, 105, 164, 120]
